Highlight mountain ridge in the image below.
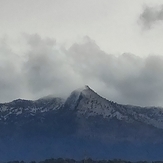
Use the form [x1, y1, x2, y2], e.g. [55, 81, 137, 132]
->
[0, 86, 163, 161]
[1, 85, 163, 129]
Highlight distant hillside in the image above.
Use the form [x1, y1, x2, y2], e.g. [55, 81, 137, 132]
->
[0, 86, 163, 161]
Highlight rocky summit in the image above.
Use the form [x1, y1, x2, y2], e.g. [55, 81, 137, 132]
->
[0, 86, 163, 161]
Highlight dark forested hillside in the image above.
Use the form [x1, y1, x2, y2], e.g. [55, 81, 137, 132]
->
[4, 158, 163, 163]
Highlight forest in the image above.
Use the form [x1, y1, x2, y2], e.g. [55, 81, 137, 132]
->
[5, 158, 163, 163]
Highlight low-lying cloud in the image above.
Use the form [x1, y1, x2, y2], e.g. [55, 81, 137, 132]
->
[1, 34, 163, 107]
[139, 5, 163, 29]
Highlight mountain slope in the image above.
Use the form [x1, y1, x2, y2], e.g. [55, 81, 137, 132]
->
[0, 86, 163, 161]
[64, 85, 163, 129]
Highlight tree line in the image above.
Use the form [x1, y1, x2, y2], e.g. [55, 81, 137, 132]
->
[4, 158, 163, 163]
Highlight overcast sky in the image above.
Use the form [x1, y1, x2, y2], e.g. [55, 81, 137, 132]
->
[1, 0, 163, 107]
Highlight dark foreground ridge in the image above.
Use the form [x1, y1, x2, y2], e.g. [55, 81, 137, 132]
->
[4, 158, 163, 163]
[1, 86, 163, 161]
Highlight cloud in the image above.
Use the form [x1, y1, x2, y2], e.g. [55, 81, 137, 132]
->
[0, 37, 25, 101]
[1, 34, 163, 107]
[68, 39, 163, 106]
[109, 55, 163, 106]
[23, 34, 83, 99]
[139, 5, 163, 29]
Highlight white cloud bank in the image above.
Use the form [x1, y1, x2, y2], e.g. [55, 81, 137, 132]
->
[0, 34, 163, 107]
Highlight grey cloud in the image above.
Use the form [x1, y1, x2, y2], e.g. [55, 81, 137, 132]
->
[23, 34, 83, 99]
[67, 38, 163, 107]
[115, 55, 163, 106]
[1, 34, 163, 107]
[25, 34, 56, 48]
[139, 5, 163, 29]
[0, 39, 25, 102]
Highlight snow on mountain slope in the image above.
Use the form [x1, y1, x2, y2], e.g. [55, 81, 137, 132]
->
[0, 97, 64, 121]
[123, 105, 163, 129]
[65, 86, 132, 120]
[0, 85, 163, 129]
[64, 85, 163, 129]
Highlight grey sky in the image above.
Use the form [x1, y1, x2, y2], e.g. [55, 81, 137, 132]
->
[0, 0, 163, 107]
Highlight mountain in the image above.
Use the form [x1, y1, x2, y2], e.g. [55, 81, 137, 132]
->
[0, 86, 163, 161]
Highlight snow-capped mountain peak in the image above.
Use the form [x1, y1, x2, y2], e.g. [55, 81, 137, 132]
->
[64, 85, 123, 118]
[63, 85, 104, 110]
[1, 86, 163, 130]
[71, 85, 93, 97]
[75, 85, 90, 92]
[63, 86, 163, 129]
